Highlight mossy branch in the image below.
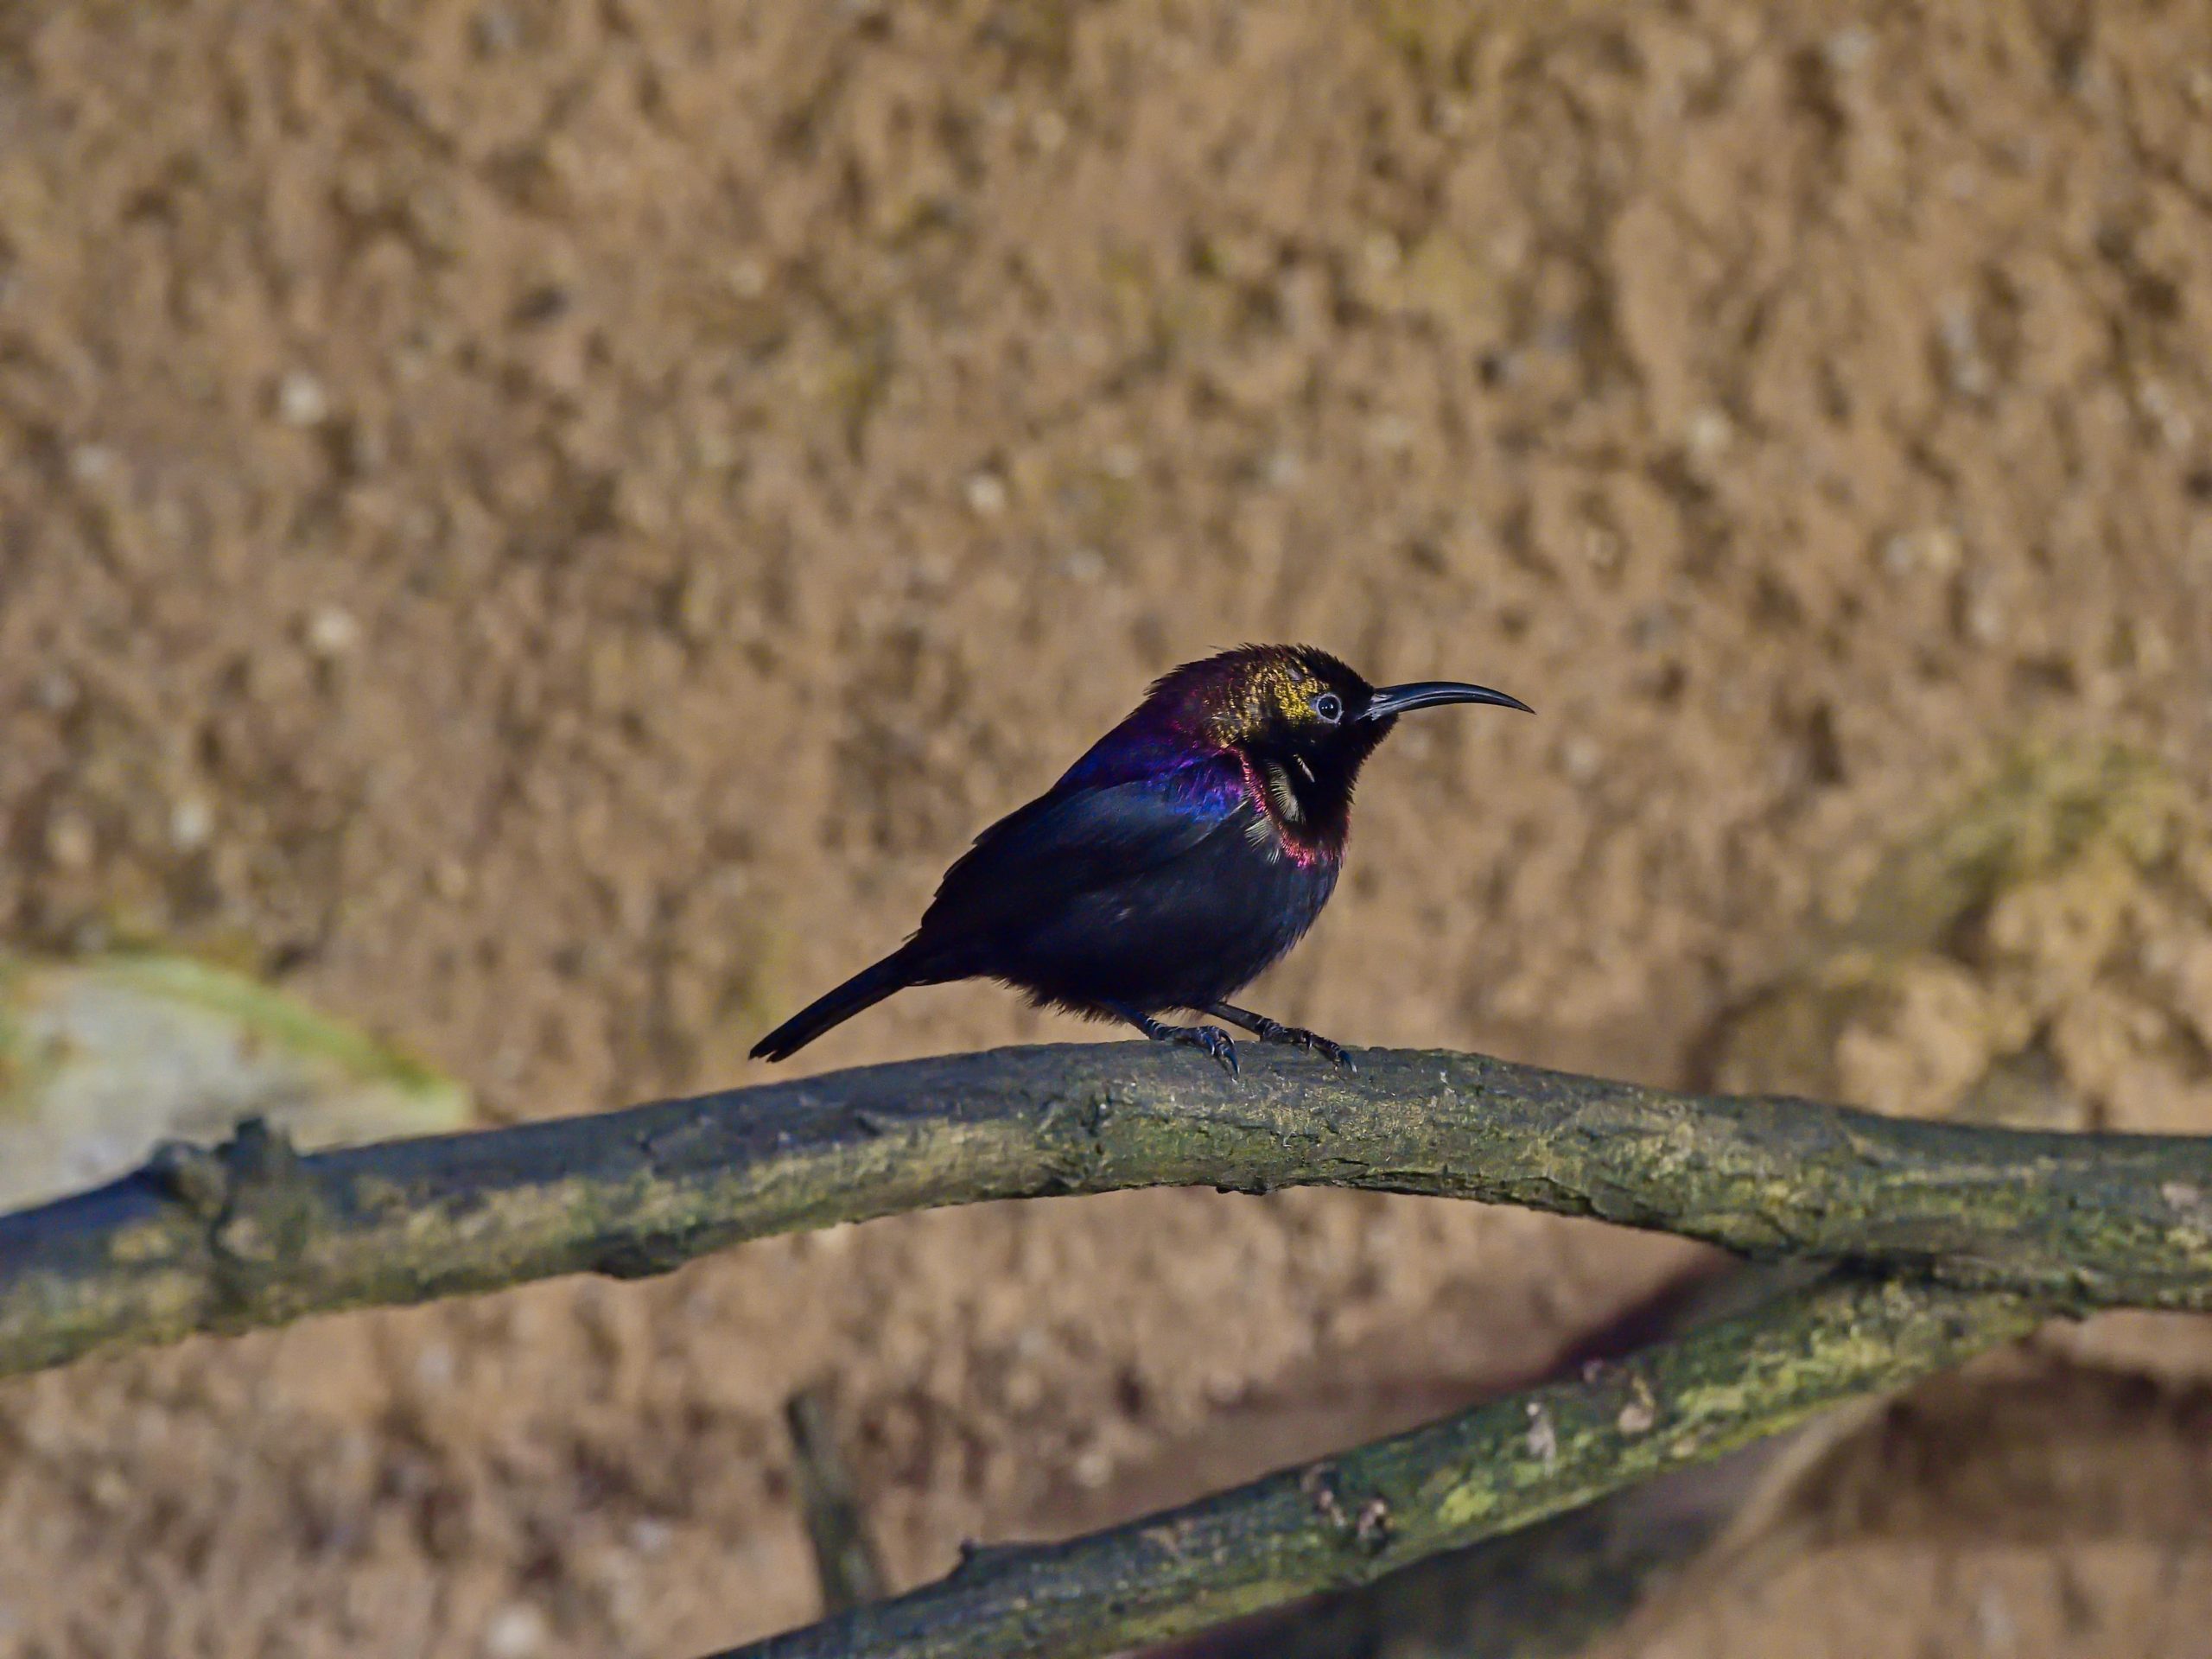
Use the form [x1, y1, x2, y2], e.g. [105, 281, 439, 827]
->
[710, 1274, 2037, 1659]
[3, 1041, 2211, 1382]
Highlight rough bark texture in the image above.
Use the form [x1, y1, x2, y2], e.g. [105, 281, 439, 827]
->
[3, 1042, 2210, 1382]
[1148, 1262, 1847, 1659]
[710, 1274, 2038, 1659]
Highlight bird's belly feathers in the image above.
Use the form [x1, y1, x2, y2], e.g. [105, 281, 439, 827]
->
[985, 826, 1339, 1013]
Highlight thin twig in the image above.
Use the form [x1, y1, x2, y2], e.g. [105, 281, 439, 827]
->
[787, 1384, 889, 1614]
[3, 1042, 2209, 1382]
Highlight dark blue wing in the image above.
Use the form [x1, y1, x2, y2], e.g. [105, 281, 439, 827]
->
[912, 759, 1249, 959]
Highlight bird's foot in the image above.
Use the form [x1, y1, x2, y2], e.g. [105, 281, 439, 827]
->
[1253, 1020, 1355, 1071]
[1155, 1022, 1240, 1078]
[1205, 1003, 1355, 1070]
[1101, 1001, 1243, 1079]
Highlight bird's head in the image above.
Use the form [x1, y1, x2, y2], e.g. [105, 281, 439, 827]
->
[1124, 644, 1531, 849]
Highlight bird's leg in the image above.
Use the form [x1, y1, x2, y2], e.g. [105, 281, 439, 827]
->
[1204, 1002, 1356, 1070]
[1101, 1001, 1239, 1078]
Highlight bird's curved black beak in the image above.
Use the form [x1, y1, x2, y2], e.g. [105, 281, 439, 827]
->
[1362, 681, 1534, 720]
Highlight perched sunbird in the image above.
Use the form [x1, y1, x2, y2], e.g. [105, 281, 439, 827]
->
[752, 645, 1530, 1075]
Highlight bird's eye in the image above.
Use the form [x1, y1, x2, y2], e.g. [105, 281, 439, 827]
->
[1313, 692, 1344, 723]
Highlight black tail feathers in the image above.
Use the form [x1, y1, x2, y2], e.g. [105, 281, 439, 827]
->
[750, 946, 924, 1062]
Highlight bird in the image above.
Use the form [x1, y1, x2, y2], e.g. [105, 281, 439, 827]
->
[750, 644, 1530, 1076]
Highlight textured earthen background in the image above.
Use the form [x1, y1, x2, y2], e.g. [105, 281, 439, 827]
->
[3, 1, 2212, 1655]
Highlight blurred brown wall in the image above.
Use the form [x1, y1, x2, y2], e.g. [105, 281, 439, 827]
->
[1, 3, 2209, 1655]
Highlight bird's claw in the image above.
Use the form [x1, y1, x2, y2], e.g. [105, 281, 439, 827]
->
[1257, 1022, 1356, 1071]
[1313, 1035, 1357, 1072]
[1164, 1023, 1239, 1078]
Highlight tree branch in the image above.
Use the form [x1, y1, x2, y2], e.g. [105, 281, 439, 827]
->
[1150, 1262, 1847, 1659]
[3, 1041, 2209, 1382]
[786, 1384, 889, 1614]
[708, 1274, 2038, 1659]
